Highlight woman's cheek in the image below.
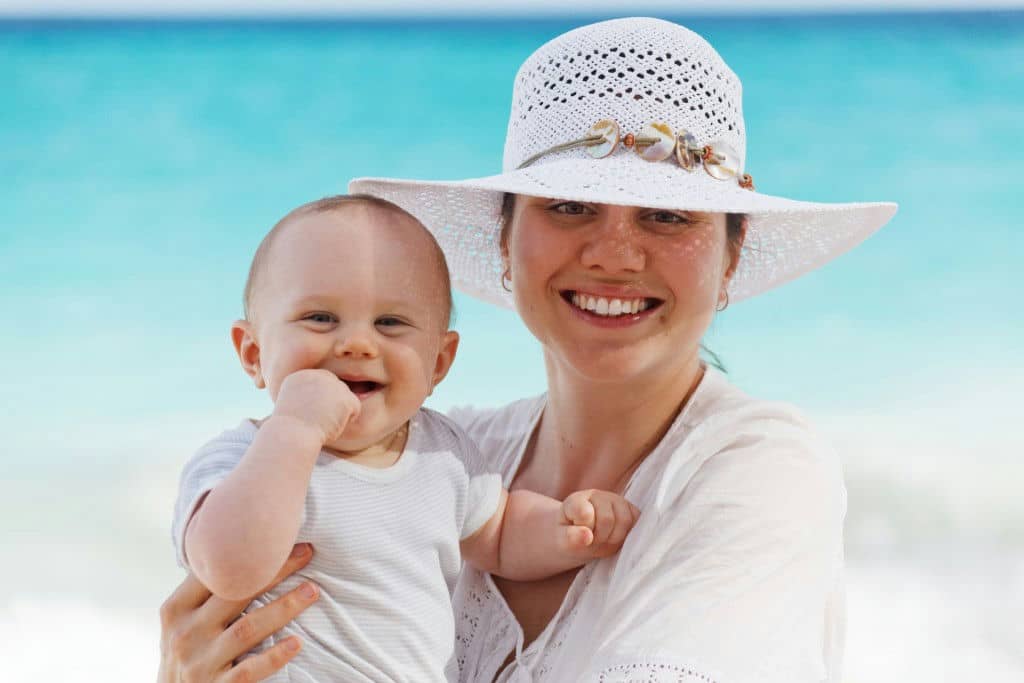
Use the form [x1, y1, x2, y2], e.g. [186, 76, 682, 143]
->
[508, 235, 553, 320]
[659, 234, 725, 304]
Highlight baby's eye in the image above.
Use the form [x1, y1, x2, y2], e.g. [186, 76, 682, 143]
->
[304, 312, 336, 324]
[375, 316, 406, 328]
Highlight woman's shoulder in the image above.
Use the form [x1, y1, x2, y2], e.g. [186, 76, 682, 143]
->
[652, 368, 843, 513]
[684, 367, 827, 451]
[433, 395, 546, 480]
[443, 394, 546, 446]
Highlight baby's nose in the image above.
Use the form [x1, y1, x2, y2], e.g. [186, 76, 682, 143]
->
[334, 330, 378, 358]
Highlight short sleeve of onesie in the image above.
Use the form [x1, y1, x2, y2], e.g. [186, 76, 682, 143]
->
[170, 420, 258, 568]
[461, 471, 503, 540]
[414, 409, 503, 540]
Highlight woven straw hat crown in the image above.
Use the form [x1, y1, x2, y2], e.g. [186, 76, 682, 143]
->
[503, 19, 746, 174]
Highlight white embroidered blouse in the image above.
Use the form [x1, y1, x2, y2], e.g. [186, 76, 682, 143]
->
[445, 367, 846, 683]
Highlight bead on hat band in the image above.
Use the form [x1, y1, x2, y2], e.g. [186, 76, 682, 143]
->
[517, 118, 755, 191]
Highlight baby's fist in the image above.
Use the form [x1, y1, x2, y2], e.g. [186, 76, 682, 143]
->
[273, 369, 361, 444]
[561, 489, 640, 558]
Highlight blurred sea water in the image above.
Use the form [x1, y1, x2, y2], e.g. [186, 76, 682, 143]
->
[1, 12, 1022, 681]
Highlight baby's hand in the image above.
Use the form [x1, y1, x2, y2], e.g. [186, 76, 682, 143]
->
[272, 369, 361, 445]
[561, 490, 640, 558]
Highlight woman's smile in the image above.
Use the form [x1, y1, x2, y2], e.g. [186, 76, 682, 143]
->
[559, 289, 665, 327]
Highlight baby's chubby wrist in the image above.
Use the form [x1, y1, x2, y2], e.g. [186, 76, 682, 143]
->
[260, 414, 331, 453]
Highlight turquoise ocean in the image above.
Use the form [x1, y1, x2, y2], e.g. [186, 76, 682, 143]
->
[1, 12, 1022, 681]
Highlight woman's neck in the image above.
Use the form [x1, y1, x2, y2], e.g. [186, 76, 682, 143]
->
[519, 352, 704, 498]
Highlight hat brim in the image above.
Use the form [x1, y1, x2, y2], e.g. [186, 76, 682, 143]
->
[350, 155, 897, 308]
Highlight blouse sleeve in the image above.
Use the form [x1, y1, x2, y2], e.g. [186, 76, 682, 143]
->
[575, 409, 846, 683]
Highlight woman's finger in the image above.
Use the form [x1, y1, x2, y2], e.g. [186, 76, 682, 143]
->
[203, 543, 315, 625]
[262, 544, 315, 593]
[160, 572, 214, 628]
[221, 636, 303, 683]
[209, 580, 320, 666]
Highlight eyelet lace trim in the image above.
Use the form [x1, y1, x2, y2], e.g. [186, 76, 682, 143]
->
[455, 579, 492, 679]
[532, 567, 594, 679]
[597, 663, 718, 682]
[455, 572, 521, 682]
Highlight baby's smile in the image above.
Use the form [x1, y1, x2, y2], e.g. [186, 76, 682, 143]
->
[336, 375, 385, 399]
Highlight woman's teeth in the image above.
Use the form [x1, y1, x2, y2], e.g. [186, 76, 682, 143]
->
[569, 292, 650, 316]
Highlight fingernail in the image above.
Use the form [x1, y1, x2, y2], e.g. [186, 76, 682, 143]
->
[290, 544, 310, 558]
[299, 582, 318, 599]
[285, 637, 301, 652]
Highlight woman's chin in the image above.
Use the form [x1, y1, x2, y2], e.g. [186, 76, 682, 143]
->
[554, 343, 683, 386]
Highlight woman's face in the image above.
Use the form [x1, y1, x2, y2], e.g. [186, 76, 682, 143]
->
[503, 195, 741, 385]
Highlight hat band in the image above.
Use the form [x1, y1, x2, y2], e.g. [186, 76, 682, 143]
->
[517, 118, 755, 191]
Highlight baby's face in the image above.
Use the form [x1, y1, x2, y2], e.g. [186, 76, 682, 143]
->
[247, 206, 454, 450]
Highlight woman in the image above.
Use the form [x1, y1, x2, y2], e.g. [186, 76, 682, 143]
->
[159, 17, 896, 682]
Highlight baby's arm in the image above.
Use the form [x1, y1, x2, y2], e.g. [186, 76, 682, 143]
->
[184, 369, 360, 600]
[462, 488, 639, 581]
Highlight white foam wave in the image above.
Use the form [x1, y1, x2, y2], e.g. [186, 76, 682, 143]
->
[0, 598, 158, 683]
[2, 376, 1021, 681]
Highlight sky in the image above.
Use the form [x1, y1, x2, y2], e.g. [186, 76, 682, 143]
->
[4, 0, 1024, 17]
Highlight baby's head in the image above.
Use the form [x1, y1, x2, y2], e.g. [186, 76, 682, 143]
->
[231, 194, 459, 450]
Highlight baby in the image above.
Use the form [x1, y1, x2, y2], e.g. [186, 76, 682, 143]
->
[172, 195, 639, 682]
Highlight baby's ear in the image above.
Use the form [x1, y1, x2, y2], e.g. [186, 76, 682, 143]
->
[231, 320, 265, 389]
[429, 330, 460, 392]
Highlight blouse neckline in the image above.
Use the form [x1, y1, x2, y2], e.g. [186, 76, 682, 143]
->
[488, 363, 720, 677]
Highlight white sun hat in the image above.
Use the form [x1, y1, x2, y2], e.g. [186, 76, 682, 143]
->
[350, 17, 897, 308]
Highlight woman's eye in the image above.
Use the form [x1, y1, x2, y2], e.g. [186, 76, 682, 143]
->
[648, 211, 687, 224]
[644, 211, 698, 233]
[551, 201, 589, 216]
[304, 313, 336, 324]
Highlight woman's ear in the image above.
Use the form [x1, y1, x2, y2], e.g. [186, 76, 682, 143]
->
[231, 320, 265, 389]
[429, 330, 460, 394]
[499, 236, 511, 272]
[724, 215, 748, 282]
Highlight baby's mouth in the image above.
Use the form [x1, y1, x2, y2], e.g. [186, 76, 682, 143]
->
[340, 379, 384, 397]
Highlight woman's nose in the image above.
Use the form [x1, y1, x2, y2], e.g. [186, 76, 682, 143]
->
[333, 327, 378, 359]
[579, 214, 646, 273]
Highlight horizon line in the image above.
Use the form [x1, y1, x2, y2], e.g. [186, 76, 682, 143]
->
[3, 5, 1024, 22]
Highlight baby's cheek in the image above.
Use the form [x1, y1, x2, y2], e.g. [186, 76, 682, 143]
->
[389, 347, 435, 402]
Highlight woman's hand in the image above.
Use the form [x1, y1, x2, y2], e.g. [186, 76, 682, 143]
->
[158, 543, 319, 683]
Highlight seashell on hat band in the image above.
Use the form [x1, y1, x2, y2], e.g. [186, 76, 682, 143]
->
[351, 18, 898, 308]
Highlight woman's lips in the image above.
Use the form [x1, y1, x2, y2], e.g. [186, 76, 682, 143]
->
[560, 290, 663, 318]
